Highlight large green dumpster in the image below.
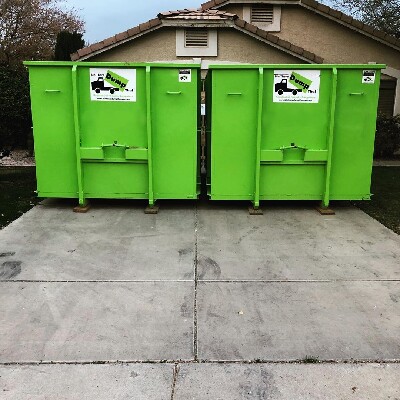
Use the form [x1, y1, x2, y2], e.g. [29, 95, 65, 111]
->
[25, 62, 200, 206]
[206, 64, 385, 209]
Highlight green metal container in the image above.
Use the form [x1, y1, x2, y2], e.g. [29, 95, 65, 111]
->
[206, 64, 385, 208]
[25, 62, 201, 206]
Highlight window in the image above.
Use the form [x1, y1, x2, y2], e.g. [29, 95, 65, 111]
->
[185, 29, 209, 48]
[251, 5, 274, 24]
[378, 80, 397, 116]
[176, 29, 218, 57]
[243, 5, 281, 32]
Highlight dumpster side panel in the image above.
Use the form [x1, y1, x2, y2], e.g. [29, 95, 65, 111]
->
[210, 69, 259, 200]
[83, 163, 148, 198]
[28, 67, 78, 197]
[330, 69, 381, 200]
[78, 66, 149, 197]
[259, 69, 332, 199]
[151, 67, 198, 199]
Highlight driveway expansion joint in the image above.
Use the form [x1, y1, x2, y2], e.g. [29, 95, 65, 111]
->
[193, 205, 199, 361]
[2, 359, 400, 366]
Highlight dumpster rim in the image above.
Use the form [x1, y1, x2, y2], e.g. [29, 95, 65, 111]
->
[207, 63, 386, 70]
[23, 61, 202, 69]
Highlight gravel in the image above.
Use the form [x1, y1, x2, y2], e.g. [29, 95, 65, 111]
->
[0, 150, 35, 167]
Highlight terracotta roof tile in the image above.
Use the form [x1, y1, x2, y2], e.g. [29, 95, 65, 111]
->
[148, 18, 161, 28]
[245, 22, 258, 34]
[256, 28, 268, 39]
[340, 13, 353, 24]
[158, 8, 236, 20]
[127, 26, 141, 36]
[103, 36, 117, 47]
[316, 3, 330, 13]
[115, 31, 129, 41]
[90, 42, 103, 52]
[277, 38, 291, 50]
[235, 19, 245, 28]
[300, 0, 319, 7]
[290, 44, 304, 55]
[266, 33, 279, 44]
[78, 47, 92, 58]
[352, 20, 364, 30]
[328, 8, 342, 19]
[303, 50, 316, 61]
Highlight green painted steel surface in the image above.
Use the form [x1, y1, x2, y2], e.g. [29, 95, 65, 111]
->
[25, 62, 200, 205]
[207, 64, 384, 207]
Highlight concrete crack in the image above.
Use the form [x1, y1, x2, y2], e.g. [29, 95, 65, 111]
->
[171, 363, 180, 400]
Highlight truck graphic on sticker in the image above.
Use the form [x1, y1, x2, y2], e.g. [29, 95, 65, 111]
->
[275, 72, 312, 96]
[91, 77, 120, 94]
[90, 68, 137, 102]
[273, 70, 320, 103]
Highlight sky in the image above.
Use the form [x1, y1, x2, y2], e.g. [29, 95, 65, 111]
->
[60, 1, 202, 44]
[60, 0, 335, 45]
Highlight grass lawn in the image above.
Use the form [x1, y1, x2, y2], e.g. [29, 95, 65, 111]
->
[354, 166, 400, 235]
[0, 167, 38, 230]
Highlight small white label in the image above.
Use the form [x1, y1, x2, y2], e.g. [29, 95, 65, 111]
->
[90, 68, 136, 102]
[273, 70, 321, 103]
[201, 104, 206, 116]
[179, 69, 192, 83]
[362, 70, 376, 84]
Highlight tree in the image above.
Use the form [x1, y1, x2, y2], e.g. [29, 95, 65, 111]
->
[0, 0, 84, 151]
[0, 65, 32, 149]
[54, 31, 85, 61]
[0, 0, 84, 66]
[329, 0, 400, 38]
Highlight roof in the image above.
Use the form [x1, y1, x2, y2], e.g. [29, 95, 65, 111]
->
[158, 9, 237, 20]
[71, 8, 321, 62]
[201, 0, 400, 50]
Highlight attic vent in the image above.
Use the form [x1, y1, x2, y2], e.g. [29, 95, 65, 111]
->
[185, 29, 209, 47]
[251, 5, 274, 23]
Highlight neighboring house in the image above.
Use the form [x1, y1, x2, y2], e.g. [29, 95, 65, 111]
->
[71, 0, 400, 116]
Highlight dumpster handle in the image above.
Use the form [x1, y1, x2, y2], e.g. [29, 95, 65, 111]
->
[101, 142, 129, 149]
[279, 144, 308, 151]
[45, 90, 61, 93]
[167, 91, 182, 95]
[227, 92, 242, 96]
[349, 92, 365, 96]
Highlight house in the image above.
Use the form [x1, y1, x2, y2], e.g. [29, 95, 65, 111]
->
[71, 0, 400, 116]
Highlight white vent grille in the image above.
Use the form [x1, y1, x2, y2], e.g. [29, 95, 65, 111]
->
[251, 5, 274, 23]
[185, 29, 209, 48]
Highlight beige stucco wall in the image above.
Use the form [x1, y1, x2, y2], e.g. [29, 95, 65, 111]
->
[213, 28, 300, 63]
[89, 26, 301, 64]
[90, 28, 178, 62]
[278, 6, 400, 70]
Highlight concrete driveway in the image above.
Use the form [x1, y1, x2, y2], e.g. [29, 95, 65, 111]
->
[1, 199, 400, 399]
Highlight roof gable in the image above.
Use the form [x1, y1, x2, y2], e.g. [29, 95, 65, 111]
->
[201, 0, 400, 51]
[71, 8, 322, 62]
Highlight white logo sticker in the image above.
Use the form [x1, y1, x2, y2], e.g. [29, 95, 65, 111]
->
[179, 69, 192, 83]
[90, 68, 136, 102]
[362, 70, 376, 84]
[273, 70, 321, 103]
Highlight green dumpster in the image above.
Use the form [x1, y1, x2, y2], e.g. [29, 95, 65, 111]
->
[25, 62, 201, 207]
[206, 64, 385, 209]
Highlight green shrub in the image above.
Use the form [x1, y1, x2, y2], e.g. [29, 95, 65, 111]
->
[0, 65, 32, 149]
[374, 114, 400, 159]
